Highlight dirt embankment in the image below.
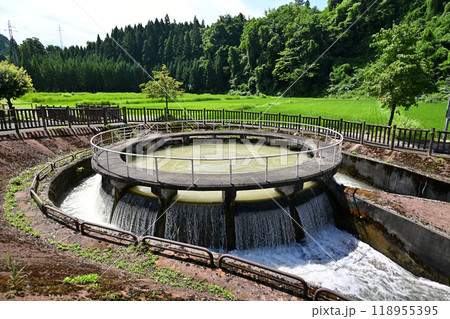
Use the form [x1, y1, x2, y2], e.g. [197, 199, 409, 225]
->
[0, 128, 305, 301]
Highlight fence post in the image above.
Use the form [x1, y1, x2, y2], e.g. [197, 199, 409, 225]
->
[102, 107, 108, 126]
[12, 109, 20, 135]
[428, 128, 435, 156]
[66, 107, 72, 129]
[203, 108, 206, 125]
[360, 121, 366, 144]
[278, 113, 281, 130]
[122, 107, 128, 124]
[390, 125, 396, 150]
[339, 118, 343, 133]
[318, 116, 321, 133]
[42, 108, 48, 131]
[143, 107, 147, 124]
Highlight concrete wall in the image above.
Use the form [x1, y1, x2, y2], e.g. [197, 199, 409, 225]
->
[47, 157, 93, 204]
[326, 181, 450, 286]
[340, 153, 450, 202]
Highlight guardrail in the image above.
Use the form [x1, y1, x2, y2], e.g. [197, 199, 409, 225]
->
[2, 105, 449, 155]
[142, 236, 215, 267]
[80, 221, 138, 245]
[313, 288, 353, 301]
[90, 120, 343, 188]
[26, 147, 351, 301]
[218, 254, 309, 299]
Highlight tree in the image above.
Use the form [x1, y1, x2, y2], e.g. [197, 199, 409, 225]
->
[364, 23, 436, 126]
[0, 60, 34, 109]
[139, 64, 184, 108]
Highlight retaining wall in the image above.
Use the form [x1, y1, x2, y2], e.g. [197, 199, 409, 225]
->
[326, 181, 450, 286]
[340, 153, 450, 202]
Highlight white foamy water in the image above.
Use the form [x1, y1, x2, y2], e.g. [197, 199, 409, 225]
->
[59, 174, 450, 301]
[334, 172, 378, 191]
[231, 226, 450, 301]
[59, 174, 113, 226]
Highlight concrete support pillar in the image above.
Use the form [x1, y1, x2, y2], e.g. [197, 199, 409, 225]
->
[222, 189, 237, 251]
[151, 186, 178, 238]
[109, 179, 129, 201]
[276, 183, 306, 242]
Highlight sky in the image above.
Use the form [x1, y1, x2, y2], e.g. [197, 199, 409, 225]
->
[0, 0, 328, 47]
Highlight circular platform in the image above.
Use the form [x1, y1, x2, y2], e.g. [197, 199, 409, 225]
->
[90, 121, 343, 191]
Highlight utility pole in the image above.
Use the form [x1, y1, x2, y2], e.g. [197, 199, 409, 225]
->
[58, 24, 64, 49]
[7, 20, 19, 66]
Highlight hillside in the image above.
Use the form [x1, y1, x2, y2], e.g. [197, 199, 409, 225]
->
[10, 1, 450, 97]
[0, 34, 9, 58]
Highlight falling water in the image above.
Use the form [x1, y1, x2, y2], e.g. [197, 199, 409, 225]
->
[296, 192, 334, 235]
[110, 192, 159, 236]
[165, 202, 227, 249]
[234, 197, 296, 250]
[59, 174, 113, 226]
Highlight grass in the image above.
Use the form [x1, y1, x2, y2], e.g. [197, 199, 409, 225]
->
[15, 92, 448, 130]
[50, 241, 234, 300]
[4, 167, 43, 238]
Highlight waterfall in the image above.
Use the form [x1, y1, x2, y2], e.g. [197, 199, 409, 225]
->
[296, 192, 334, 235]
[234, 199, 296, 250]
[164, 202, 227, 249]
[110, 192, 158, 236]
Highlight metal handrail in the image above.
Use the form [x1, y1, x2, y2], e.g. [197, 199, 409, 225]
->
[80, 221, 138, 244]
[90, 120, 343, 183]
[45, 205, 80, 231]
[142, 235, 215, 267]
[218, 254, 308, 299]
[313, 287, 353, 301]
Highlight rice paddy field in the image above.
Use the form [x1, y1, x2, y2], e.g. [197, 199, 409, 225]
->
[12, 92, 449, 130]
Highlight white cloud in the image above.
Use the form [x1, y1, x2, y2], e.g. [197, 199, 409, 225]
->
[0, 0, 327, 47]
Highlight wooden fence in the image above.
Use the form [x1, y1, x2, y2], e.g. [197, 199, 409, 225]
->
[1, 105, 449, 155]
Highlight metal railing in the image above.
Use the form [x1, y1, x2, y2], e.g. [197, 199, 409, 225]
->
[26, 148, 351, 301]
[2, 105, 449, 155]
[218, 254, 309, 299]
[142, 236, 215, 266]
[90, 120, 343, 187]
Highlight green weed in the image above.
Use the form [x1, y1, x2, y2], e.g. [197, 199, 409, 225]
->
[6, 250, 27, 291]
[63, 274, 99, 285]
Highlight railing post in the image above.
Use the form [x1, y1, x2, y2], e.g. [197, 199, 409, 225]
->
[339, 118, 343, 133]
[102, 107, 108, 126]
[360, 121, 366, 144]
[122, 107, 128, 124]
[191, 159, 195, 185]
[229, 159, 233, 184]
[390, 125, 396, 150]
[12, 109, 20, 135]
[428, 128, 435, 156]
[67, 107, 72, 129]
[143, 107, 147, 124]
[42, 108, 48, 131]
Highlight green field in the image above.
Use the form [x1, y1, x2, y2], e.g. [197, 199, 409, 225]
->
[12, 92, 448, 131]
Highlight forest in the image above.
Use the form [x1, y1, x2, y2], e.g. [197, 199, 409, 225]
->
[2, 0, 450, 98]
